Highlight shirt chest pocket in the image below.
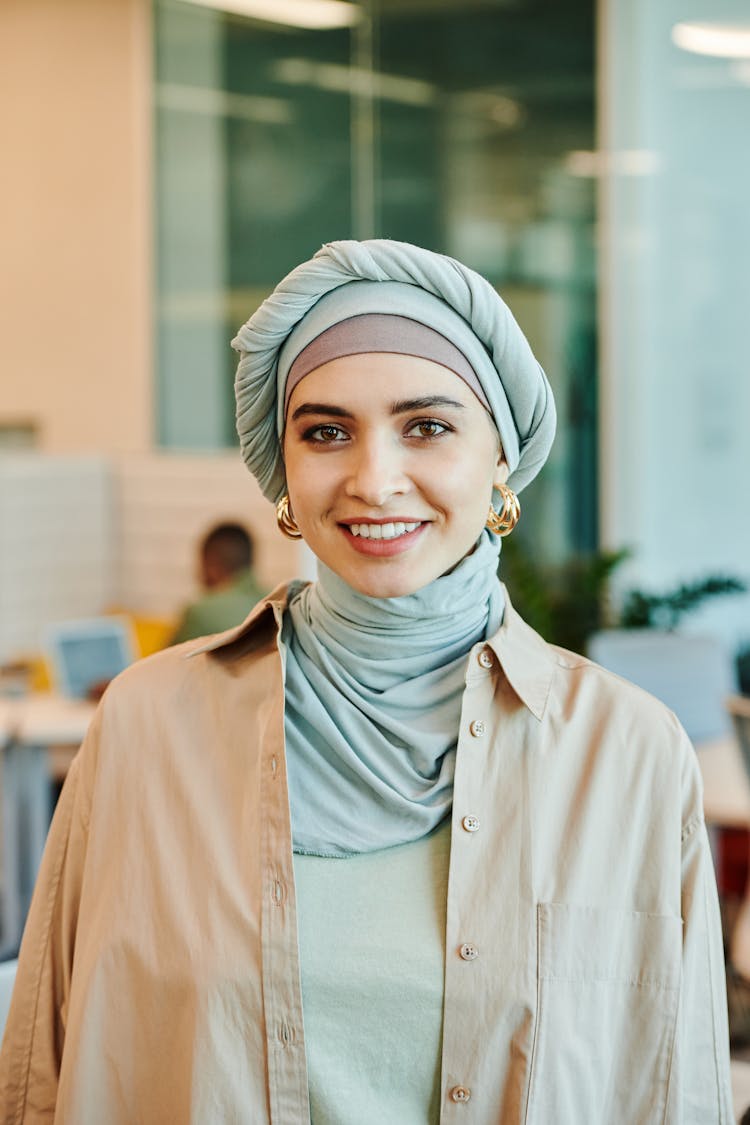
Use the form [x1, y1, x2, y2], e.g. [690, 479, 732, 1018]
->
[525, 902, 682, 1125]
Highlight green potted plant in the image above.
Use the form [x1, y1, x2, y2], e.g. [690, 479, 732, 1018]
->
[499, 537, 746, 653]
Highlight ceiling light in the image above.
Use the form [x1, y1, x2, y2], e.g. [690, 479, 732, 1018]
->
[177, 0, 360, 30]
[672, 22, 750, 59]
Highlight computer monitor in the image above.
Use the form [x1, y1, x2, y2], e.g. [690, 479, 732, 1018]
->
[45, 617, 136, 700]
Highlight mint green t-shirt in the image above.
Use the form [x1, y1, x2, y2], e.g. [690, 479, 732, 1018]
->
[293, 821, 451, 1124]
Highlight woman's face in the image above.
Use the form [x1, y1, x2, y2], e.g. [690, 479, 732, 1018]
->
[283, 352, 507, 598]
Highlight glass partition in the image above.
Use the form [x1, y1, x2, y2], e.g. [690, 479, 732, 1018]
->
[154, 0, 596, 560]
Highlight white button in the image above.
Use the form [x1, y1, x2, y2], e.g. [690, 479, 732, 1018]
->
[462, 815, 480, 833]
[459, 942, 479, 961]
[477, 649, 493, 669]
[469, 719, 486, 737]
[450, 1085, 471, 1103]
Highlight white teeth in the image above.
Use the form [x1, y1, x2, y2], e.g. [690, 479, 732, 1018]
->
[348, 521, 421, 540]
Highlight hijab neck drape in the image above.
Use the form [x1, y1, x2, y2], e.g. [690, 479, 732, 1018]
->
[283, 530, 504, 857]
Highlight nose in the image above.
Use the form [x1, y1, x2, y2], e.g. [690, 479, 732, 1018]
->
[344, 433, 411, 507]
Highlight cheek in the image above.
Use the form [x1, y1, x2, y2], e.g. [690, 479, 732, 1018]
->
[282, 440, 308, 490]
[444, 449, 498, 505]
[284, 450, 336, 521]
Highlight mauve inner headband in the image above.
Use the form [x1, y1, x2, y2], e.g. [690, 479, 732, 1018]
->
[283, 313, 492, 417]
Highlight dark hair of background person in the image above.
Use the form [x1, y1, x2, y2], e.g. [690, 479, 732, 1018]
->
[202, 523, 254, 588]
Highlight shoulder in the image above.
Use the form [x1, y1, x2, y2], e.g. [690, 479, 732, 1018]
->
[100, 582, 297, 714]
[496, 600, 699, 806]
[497, 596, 687, 742]
[76, 590, 294, 793]
[551, 641, 689, 745]
[550, 641, 703, 824]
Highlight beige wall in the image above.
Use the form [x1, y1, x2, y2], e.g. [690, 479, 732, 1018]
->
[0, 0, 152, 452]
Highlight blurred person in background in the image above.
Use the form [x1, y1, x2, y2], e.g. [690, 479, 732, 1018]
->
[0, 240, 732, 1122]
[170, 521, 266, 644]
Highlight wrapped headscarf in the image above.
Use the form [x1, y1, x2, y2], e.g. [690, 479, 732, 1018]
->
[232, 239, 556, 501]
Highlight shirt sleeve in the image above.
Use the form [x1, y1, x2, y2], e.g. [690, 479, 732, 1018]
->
[0, 712, 96, 1123]
[678, 740, 734, 1123]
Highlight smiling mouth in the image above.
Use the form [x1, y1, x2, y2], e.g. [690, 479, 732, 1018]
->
[347, 521, 422, 540]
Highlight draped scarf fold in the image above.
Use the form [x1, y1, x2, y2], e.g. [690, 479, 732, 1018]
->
[283, 531, 504, 856]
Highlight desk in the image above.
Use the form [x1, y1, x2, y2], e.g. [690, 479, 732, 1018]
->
[0, 694, 94, 957]
[696, 735, 750, 829]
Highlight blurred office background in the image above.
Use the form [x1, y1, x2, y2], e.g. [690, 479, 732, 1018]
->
[0, 0, 748, 657]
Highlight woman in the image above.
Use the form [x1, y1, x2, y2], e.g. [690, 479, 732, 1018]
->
[0, 240, 732, 1122]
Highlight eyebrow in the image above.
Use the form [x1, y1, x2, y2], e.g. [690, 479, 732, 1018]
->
[290, 403, 354, 422]
[289, 395, 466, 423]
[390, 396, 466, 414]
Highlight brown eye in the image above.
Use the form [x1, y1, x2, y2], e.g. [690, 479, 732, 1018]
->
[304, 423, 348, 444]
[407, 419, 448, 439]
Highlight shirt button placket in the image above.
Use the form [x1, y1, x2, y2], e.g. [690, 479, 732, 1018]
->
[449, 651, 491, 1115]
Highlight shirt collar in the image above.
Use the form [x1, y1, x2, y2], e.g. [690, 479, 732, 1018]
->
[184, 583, 293, 656]
[486, 589, 556, 721]
[187, 580, 556, 721]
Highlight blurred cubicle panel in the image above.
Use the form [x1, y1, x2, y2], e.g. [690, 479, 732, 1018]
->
[0, 455, 115, 666]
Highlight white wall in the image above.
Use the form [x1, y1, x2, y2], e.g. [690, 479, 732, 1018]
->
[599, 0, 750, 647]
[0, 456, 116, 663]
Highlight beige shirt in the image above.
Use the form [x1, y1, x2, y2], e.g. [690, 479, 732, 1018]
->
[0, 586, 732, 1123]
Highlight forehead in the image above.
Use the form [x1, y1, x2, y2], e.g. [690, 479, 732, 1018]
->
[286, 351, 488, 415]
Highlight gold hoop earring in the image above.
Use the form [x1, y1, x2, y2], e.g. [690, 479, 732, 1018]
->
[485, 483, 520, 537]
[276, 494, 302, 540]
